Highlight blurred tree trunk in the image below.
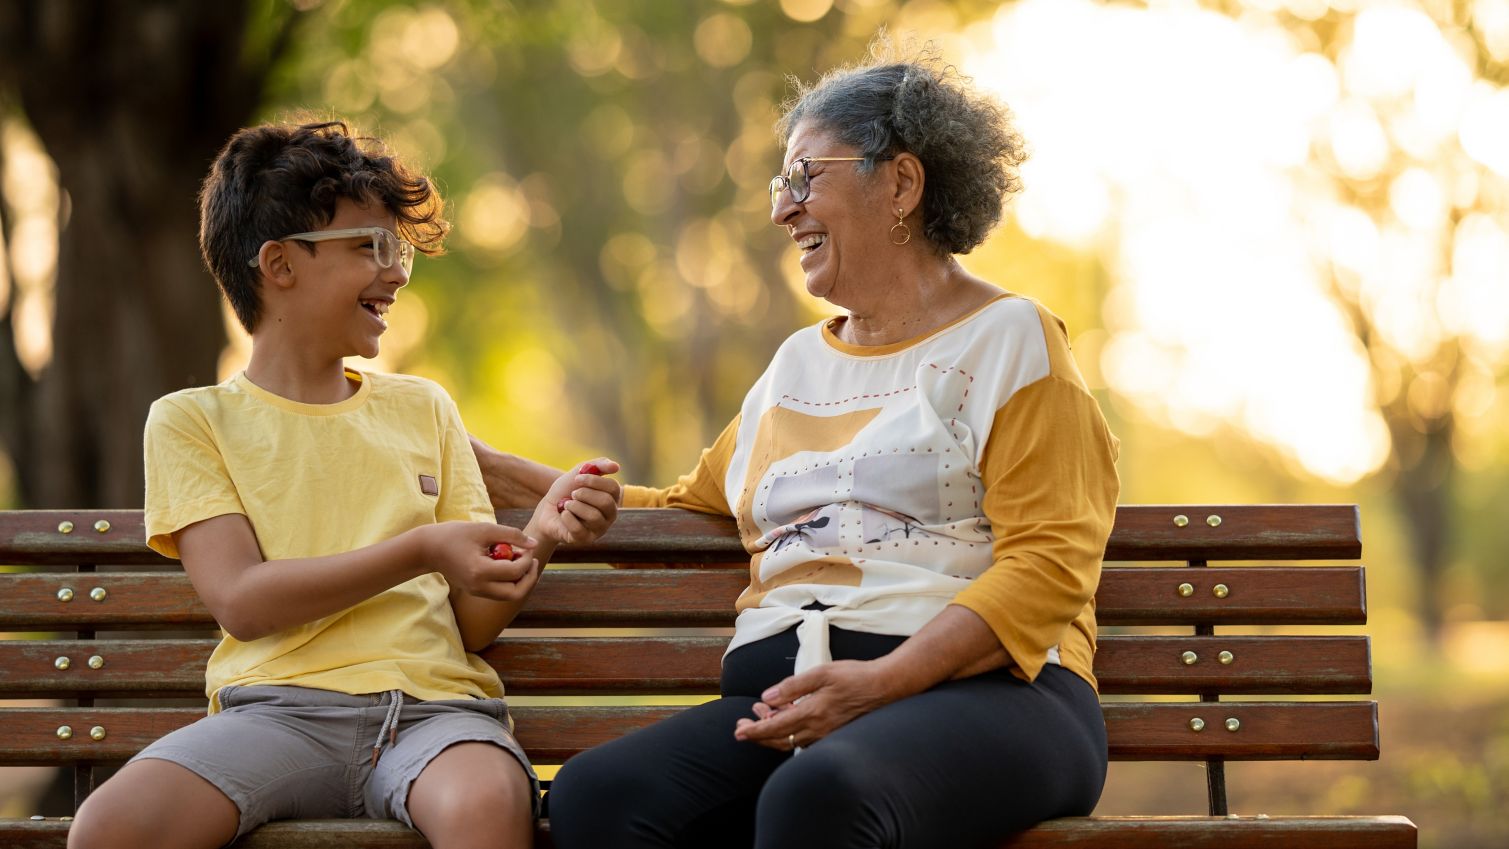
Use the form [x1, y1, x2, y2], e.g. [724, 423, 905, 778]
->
[1394, 422, 1453, 642]
[1, 0, 300, 817]
[0, 0, 298, 509]
[1342, 296, 1460, 646]
[1384, 375, 1457, 645]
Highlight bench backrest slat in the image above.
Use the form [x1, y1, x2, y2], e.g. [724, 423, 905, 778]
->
[0, 635, 1372, 698]
[0, 702, 1380, 766]
[0, 505, 1362, 565]
[0, 567, 1368, 630]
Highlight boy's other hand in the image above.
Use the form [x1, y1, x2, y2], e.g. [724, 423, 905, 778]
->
[536, 458, 622, 545]
[420, 521, 541, 601]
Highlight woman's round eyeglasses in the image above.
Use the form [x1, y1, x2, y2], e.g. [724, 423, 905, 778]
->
[769, 156, 892, 209]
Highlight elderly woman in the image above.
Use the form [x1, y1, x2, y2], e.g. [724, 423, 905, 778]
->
[476, 52, 1119, 848]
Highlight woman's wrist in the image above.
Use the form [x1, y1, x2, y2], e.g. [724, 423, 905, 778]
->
[870, 650, 938, 703]
[471, 436, 560, 508]
[873, 607, 1011, 699]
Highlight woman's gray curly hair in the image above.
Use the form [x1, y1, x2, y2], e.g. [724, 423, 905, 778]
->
[776, 45, 1027, 256]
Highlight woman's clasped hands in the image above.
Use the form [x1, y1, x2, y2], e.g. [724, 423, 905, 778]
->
[733, 657, 905, 751]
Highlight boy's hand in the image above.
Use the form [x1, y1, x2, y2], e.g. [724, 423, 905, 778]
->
[535, 458, 622, 544]
[419, 521, 540, 601]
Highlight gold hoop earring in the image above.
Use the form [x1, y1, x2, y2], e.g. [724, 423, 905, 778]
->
[890, 208, 911, 246]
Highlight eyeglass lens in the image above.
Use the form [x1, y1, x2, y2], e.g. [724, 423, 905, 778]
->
[770, 160, 812, 208]
[373, 230, 414, 274]
[787, 161, 810, 202]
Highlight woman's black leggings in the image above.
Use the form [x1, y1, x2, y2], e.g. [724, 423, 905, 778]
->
[546, 622, 1108, 849]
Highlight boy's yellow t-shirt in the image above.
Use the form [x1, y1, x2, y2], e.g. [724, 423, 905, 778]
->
[143, 369, 504, 710]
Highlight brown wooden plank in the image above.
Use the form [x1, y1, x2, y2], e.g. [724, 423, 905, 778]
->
[1095, 567, 1366, 625]
[504, 505, 1364, 562]
[482, 637, 727, 694]
[498, 508, 747, 563]
[0, 706, 209, 763]
[0, 706, 684, 764]
[0, 511, 166, 566]
[0, 639, 213, 697]
[996, 816, 1417, 848]
[0, 819, 434, 849]
[521, 568, 746, 626]
[1094, 636, 1370, 694]
[1102, 505, 1360, 561]
[0, 701, 1379, 765]
[0, 568, 750, 630]
[1104, 701, 1379, 760]
[0, 566, 1367, 631]
[0, 635, 1372, 698]
[0, 571, 205, 629]
[1, 505, 1362, 567]
[0, 815, 1422, 849]
[0, 638, 726, 697]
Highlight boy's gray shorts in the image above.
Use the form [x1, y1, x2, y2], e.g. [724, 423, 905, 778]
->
[129, 684, 539, 838]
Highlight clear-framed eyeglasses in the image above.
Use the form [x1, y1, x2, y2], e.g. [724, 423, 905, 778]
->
[768, 155, 893, 209]
[247, 226, 415, 275]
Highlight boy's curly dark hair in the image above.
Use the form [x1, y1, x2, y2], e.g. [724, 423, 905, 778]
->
[198, 120, 449, 332]
[776, 40, 1027, 256]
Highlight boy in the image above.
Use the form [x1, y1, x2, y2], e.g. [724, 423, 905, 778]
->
[67, 121, 620, 849]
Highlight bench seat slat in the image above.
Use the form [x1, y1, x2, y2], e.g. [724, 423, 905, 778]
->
[0, 635, 1372, 697]
[0, 815, 1419, 849]
[0, 504, 1362, 566]
[995, 815, 1418, 848]
[0, 567, 1368, 630]
[0, 702, 1379, 764]
[0, 815, 1420, 849]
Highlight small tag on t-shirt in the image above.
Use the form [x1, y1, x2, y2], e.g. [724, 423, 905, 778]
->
[418, 474, 439, 496]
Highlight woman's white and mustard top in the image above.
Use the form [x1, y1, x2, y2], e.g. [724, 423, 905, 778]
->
[625, 294, 1120, 689]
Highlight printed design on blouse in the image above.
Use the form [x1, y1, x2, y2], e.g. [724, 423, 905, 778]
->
[735, 405, 878, 609]
[730, 357, 999, 613]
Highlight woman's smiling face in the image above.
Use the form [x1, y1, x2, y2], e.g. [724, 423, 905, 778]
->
[770, 122, 895, 307]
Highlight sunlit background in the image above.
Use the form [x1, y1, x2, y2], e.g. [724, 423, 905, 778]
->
[3, 0, 1507, 844]
[970, 0, 1509, 486]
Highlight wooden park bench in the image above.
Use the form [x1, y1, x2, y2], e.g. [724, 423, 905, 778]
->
[0, 505, 1416, 847]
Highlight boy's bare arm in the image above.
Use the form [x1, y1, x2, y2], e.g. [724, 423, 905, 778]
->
[174, 514, 538, 643]
[450, 460, 622, 651]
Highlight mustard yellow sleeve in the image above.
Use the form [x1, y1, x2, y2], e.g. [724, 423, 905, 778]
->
[950, 373, 1120, 683]
[623, 414, 740, 516]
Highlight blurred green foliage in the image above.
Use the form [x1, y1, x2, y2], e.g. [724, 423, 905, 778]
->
[252, 0, 1021, 481]
[1, 0, 1506, 841]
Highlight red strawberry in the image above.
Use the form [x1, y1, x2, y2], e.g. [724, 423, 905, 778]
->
[488, 542, 514, 561]
[558, 463, 604, 512]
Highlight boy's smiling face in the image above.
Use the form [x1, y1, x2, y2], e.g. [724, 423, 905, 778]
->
[281, 198, 409, 361]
